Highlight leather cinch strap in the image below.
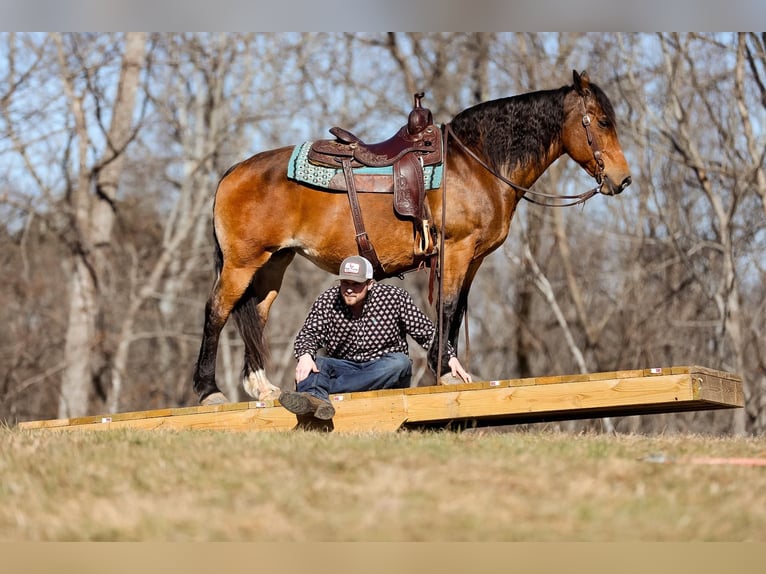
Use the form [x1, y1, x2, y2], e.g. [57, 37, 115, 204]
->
[340, 158, 385, 276]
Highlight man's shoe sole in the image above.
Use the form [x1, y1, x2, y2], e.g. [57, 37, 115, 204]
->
[313, 402, 336, 420]
[280, 390, 336, 420]
[279, 391, 314, 415]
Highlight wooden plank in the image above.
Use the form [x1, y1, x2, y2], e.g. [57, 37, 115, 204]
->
[402, 374, 694, 424]
[17, 365, 743, 433]
[20, 402, 295, 433]
[693, 370, 745, 407]
[330, 394, 405, 432]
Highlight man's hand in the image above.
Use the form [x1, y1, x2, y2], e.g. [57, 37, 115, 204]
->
[295, 353, 319, 383]
[448, 356, 472, 383]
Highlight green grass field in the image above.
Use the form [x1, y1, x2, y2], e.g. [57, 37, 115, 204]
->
[2, 426, 765, 541]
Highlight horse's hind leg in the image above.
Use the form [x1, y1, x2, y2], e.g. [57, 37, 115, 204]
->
[233, 249, 295, 401]
[193, 264, 259, 404]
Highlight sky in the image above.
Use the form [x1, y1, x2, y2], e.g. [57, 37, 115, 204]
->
[1, 0, 765, 32]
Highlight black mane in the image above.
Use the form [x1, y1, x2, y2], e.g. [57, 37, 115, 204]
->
[449, 82, 616, 173]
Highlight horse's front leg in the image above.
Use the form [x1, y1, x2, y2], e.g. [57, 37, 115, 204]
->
[427, 257, 480, 383]
[427, 296, 461, 380]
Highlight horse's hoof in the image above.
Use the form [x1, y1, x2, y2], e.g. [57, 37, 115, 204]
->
[200, 391, 229, 406]
[258, 388, 282, 402]
[438, 373, 467, 385]
[243, 369, 279, 400]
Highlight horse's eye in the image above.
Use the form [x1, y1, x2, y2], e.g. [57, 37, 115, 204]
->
[598, 118, 611, 129]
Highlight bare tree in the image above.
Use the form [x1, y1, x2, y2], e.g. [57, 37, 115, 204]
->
[54, 33, 147, 418]
[1, 33, 148, 418]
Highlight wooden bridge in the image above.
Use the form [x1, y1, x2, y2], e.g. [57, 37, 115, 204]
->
[18, 365, 743, 433]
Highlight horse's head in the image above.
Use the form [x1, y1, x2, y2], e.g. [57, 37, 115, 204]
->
[563, 70, 632, 196]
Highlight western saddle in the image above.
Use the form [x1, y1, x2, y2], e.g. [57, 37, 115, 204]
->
[308, 93, 443, 276]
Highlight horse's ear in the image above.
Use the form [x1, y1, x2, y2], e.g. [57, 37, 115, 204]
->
[573, 70, 591, 95]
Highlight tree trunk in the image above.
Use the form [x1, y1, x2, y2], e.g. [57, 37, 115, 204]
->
[57, 33, 147, 418]
[58, 259, 97, 417]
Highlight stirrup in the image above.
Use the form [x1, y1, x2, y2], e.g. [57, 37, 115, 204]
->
[415, 220, 436, 256]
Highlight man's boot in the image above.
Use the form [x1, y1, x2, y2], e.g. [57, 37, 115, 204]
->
[279, 390, 336, 420]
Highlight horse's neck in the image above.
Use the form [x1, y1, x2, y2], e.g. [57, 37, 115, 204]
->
[451, 89, 567, 187]
[507, 145, 563, 188]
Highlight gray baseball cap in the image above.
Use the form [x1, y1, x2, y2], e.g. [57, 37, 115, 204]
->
[337, 256, 373, 282]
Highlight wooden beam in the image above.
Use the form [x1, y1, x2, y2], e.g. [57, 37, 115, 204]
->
[17, 365, 743, 433]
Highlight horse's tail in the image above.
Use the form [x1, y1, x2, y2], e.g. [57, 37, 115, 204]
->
[211, 161, 241, 281]
[231, 283, 269, 370]
[213, 227, 224, 279]
[211, 166, 231, 280]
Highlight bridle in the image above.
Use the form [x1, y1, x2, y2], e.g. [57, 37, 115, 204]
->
[579, 95, 607, 186]
[443, 93, 607, 208]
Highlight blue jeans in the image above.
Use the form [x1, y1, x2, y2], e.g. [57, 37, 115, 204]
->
[297, 353, 412, 401]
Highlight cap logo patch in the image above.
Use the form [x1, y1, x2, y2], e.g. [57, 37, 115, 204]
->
[343, 262, 360, 274]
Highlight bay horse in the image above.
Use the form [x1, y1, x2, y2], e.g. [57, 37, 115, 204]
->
[193, 70, 632, 405]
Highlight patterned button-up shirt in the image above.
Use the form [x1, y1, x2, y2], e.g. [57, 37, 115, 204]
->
[294, 282, 455, 362]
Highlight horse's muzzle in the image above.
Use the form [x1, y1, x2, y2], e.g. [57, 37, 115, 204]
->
[602, 175, 632, 196]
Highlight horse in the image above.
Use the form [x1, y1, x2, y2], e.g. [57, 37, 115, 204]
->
[192, 70, 632, 405]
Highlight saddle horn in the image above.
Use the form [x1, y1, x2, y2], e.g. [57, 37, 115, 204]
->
[408, 91, 433, 135]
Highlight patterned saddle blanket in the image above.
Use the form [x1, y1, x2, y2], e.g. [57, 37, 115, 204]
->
[287, 141, 443, 193]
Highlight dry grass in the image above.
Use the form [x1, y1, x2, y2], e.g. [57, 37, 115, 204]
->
[2, 426, 765, 541]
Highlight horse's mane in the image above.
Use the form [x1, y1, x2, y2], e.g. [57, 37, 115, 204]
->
[449, 82, 616, 174]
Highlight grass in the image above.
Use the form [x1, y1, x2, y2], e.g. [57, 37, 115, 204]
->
[2, 426, 765, 541]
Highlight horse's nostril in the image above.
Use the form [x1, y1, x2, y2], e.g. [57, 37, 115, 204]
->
[621, 176, 632, 190]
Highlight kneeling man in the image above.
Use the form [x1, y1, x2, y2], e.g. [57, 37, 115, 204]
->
[280, 255, 471, 421]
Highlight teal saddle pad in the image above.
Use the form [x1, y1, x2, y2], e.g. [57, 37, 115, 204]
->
[287, 141, 443, 190]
